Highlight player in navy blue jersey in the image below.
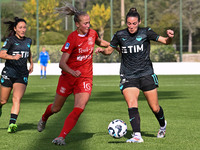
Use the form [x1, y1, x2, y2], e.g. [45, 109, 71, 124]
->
[96, 8, 174, 143]
[38, 47, 50, 79]
[0, 17, 33, 133]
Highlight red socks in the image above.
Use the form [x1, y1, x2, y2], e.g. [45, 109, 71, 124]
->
[58, 107, 84, 138]
[42, 104, 53, 121]
[42, 105, 84, 139]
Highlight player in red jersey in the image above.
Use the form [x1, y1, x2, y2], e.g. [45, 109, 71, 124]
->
[37, 3, 110, 145]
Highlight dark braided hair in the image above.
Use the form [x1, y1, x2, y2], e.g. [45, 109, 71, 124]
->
[55, 1, 88, 23]
[126, 8, 141, 22]
[4, 17, 26, 37]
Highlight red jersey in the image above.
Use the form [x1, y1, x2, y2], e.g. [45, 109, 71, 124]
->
[61, 29, 98, 77]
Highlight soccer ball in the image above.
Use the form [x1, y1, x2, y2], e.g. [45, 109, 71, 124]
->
[108, 119, 127, 138]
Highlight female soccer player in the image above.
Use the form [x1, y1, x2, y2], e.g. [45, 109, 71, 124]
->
[96, 8, 174, 143]
[0, 17, 33, 133]
[38, 47, 50, 79]
[37, 3, 110, 145]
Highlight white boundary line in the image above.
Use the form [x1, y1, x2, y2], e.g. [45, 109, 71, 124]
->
[0, 62, 200, 75]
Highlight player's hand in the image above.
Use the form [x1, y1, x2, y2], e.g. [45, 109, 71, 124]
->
[95, 47, 104, 55]
[167, 30, 174, 38]
[48, 60, 51, 64]
[29, 63, 33, 74]
[38, 60, 40, 64]
[13, 54, 21, 60]
[72, 70, 81, 77]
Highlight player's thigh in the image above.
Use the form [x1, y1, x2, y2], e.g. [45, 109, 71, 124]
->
[73, 77, 92, 109]
[74, 92, 90, 109]
[0, 74, 13, 103]
[74, 77, 93, 95]
[0, 85, 12, 104]
[123, 87, 140, 108]
[56, 74, 75, 97]
[12, 83, 27, 102]
[52, 93, 67, 112]
[143, 88, 160, 112]
[140, 74, 158, 91]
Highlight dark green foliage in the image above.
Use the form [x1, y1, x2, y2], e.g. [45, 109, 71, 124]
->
[103, 27, 124, 42]
[39, 31, 66, 45]
[30, 44, 177, 63]
[150, 45, 177, 62]
[1, 1, 24, 40]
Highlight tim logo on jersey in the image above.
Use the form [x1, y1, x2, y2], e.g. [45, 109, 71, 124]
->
[12, 51, 29, 58]
[121, 44, 143, 53]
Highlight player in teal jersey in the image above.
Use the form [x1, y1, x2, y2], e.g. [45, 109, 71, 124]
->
[96, 8, 174, 143]
[0, 17, 33, 133]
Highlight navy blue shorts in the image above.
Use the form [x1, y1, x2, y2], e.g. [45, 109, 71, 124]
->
[119, 74, 159, 92]
[1, 75, 28, 87]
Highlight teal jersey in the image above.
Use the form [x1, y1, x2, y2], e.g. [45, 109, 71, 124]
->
[1, 35, 32, 78]
[110, 27, 159, 79]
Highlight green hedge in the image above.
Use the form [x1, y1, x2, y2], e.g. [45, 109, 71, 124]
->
[150, 45, 177, 62]
[30, 44, 176, 63]
[31, 45, 120, 63]
[1, 42, 176, 63]
[39, 31, 66, 45]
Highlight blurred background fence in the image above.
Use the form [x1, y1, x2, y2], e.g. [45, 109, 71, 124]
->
[1, 0, 200, 63]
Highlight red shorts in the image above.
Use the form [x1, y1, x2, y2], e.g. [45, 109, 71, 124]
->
[56, 74, 93, 97]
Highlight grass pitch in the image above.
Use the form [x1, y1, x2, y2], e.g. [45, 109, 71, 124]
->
[0, 75, 200, 150]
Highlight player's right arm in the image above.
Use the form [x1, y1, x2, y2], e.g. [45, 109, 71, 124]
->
[60, 33, 81, 77]
[0, 38, 21, 60]
[59, 52, 81, 77]
[0, 50, 21, 60]
[95, 46, 115, 55]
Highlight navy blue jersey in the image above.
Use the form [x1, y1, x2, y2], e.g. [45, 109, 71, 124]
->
[110, 27, 159, 79]
[1, 35, 32, 78]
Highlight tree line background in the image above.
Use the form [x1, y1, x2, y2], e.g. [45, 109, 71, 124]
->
[1, 0, 200, 63]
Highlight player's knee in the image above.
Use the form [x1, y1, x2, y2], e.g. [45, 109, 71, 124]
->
[0, 97, 8, 105]
[12, 96, 21, 104]
[0, 99, 7, 105]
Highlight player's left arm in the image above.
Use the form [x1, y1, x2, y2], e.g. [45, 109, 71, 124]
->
[28, 50, 34, 74]
[95, 37, 110, 48]
[158, 29, 174, 45]
[95, 37, 120, 55]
